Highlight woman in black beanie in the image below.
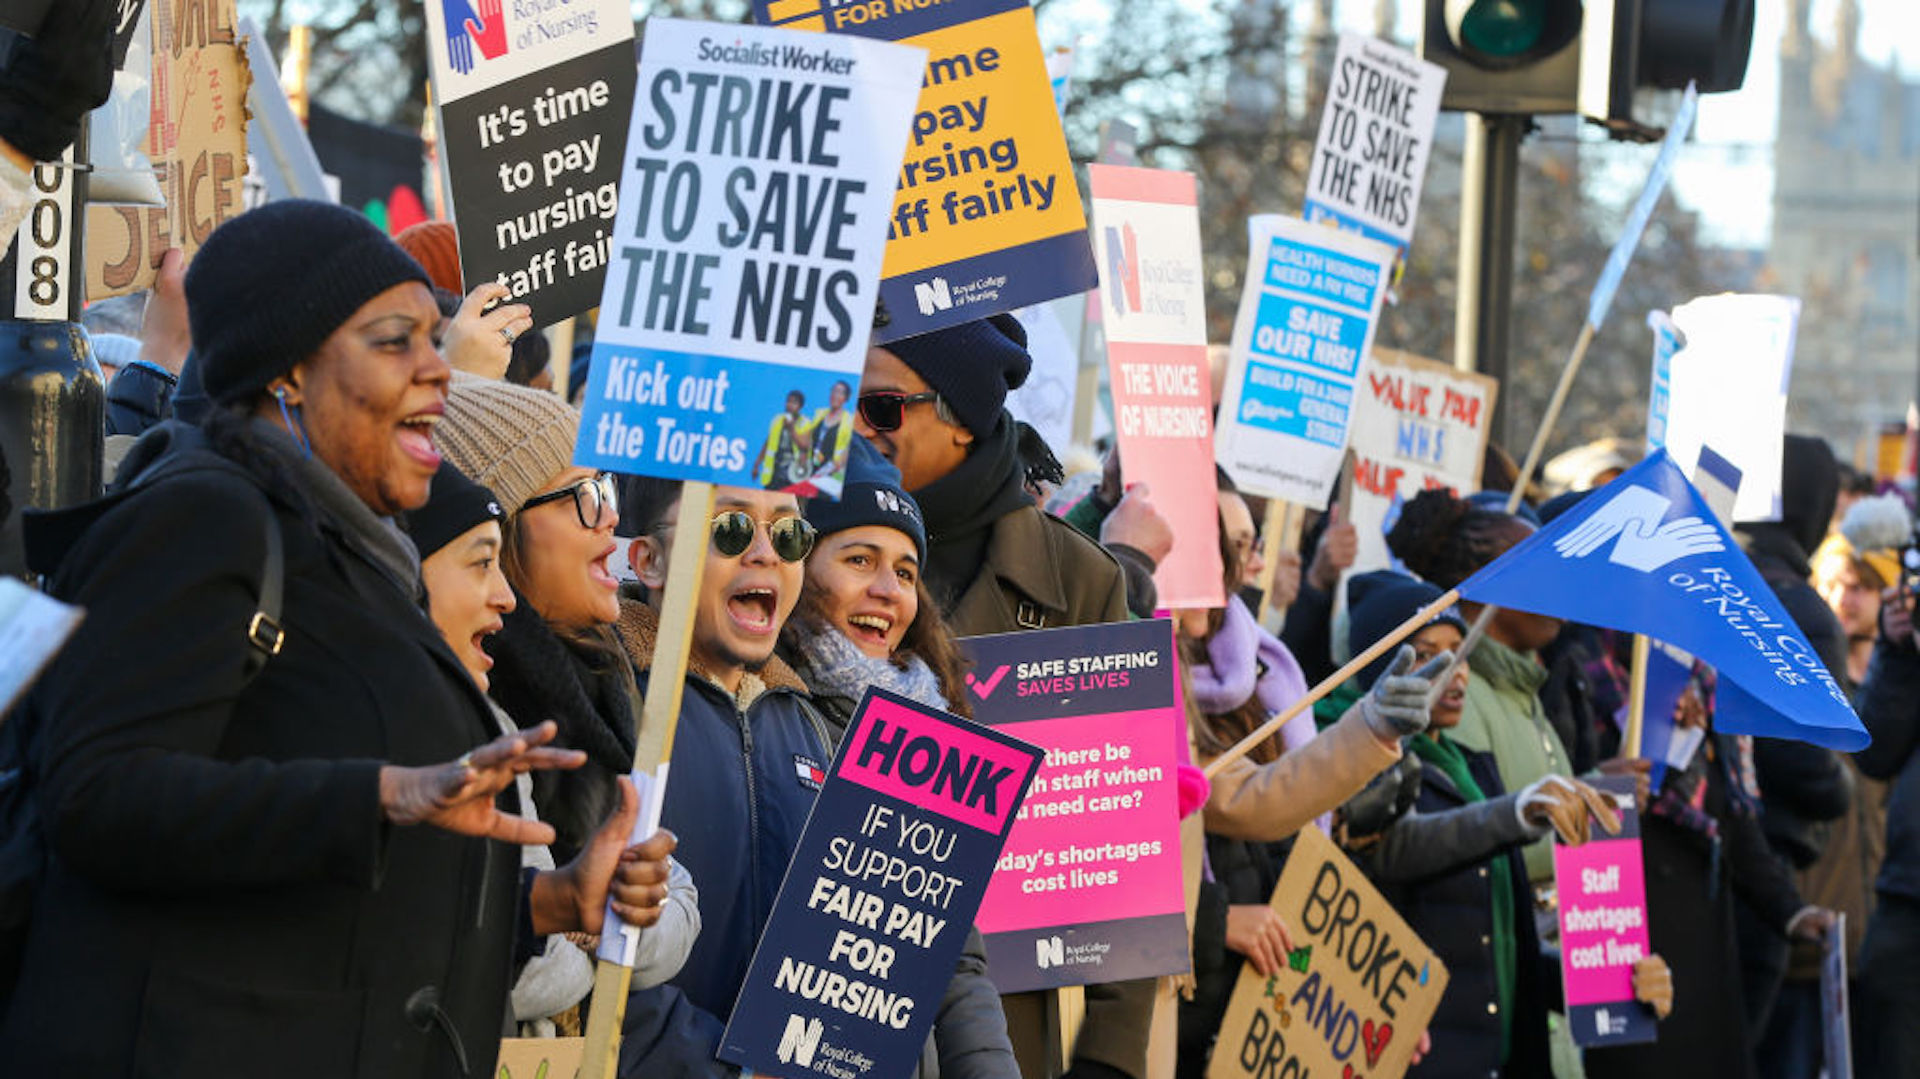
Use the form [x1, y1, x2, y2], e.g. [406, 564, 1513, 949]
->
[5, 201, 656, 1077]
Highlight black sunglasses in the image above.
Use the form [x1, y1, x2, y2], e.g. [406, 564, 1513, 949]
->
[857, 390, 940, 432]
[521, 472, 618, 530]
[703, 511, 818, 563]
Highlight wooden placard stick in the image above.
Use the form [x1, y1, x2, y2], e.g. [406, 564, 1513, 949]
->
[580, 480, 717, 1079]
[1205, 588, 1461, 778]
[1622, 633, 1651, 759]
[1254, 498, 1296, 622]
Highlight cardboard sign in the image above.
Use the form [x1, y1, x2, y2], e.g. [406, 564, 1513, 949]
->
[755, 0, 1097, 342]
[1302, 33, 1445, 255]
[86, 0, 249, 300]
[721, 689, 1041, 1079]
[1554, 775, 1656, 1048]
[1216, 215, 1396, 507]
[1344, 348, 1496, 574]
[1661, 293, 1799, 523]
[570, 18, 923, 487]
[496, 1037, 584, 1078]
[1089, 164, 1222, 609]
[1823, 911, 1852, 1079]
[961, 620, 1189, 993]
[1208, 827, 1448, 1079]
[424, 0, 633, 322]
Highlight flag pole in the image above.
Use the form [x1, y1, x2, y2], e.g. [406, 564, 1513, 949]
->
[1430, 322, 1598, 705]
[1622, 633, 1651, 758]
[1205, 588, 1461, 779]
[580, 480, 716, 1079]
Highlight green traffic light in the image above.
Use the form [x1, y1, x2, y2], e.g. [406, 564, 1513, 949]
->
[1459, 0, 1545, 57]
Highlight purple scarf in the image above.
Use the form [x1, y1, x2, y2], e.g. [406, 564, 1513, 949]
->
[1190, 597, 1317, 757]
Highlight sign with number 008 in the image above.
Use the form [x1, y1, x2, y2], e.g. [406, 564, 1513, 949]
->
[14, 146, 73, 321]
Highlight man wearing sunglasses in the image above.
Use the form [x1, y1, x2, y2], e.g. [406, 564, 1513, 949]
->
[856, 315, 1154, 1079]
[609, 479, 839, 1079]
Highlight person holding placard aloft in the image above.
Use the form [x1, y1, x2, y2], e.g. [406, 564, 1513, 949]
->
[781, 437, 1020, 1079]
[613, 479, 838, 1079]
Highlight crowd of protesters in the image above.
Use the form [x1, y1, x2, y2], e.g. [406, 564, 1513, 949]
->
[0, 7, 1914, 1076]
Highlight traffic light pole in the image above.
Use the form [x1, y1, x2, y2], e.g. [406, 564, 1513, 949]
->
[1453, 111, 1526, 449]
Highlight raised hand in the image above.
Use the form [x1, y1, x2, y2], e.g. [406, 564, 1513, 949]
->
[379, 721, 585, 844]
[1516, 774, 1623, 845]
[1357, 645, 1453, 741]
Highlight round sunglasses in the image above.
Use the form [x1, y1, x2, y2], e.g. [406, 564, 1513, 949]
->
[699, 511, 818, 563]
[521, 472, 618, 530]
[856, 390, 940, 432]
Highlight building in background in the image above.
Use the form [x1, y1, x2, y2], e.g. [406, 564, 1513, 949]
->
[1767, 0, 1920, 464]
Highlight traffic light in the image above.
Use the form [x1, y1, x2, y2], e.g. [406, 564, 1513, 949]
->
[1581, 0, 1754, 135]
[1420, 0, 1581, 114]
[1420, 0, 1756, 128]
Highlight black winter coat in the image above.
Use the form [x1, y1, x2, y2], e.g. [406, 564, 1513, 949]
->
[1369, 748, 1550, 1079]
[1179, 830, 1288, 1079]
[1855, 636, 1920, 903]
[0, 447, 517, 1077]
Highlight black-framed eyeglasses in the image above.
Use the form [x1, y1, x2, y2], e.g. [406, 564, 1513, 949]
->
[521, 472, 618, 530]
[857, 390, 940, 432]
[701, 511, 817, 563]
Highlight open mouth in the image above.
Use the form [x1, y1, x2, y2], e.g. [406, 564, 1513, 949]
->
[845, 612, 893, 648]
[398, 410, 442, 469]
[727, 586, 779, 634]
[589, 544, 618, 591]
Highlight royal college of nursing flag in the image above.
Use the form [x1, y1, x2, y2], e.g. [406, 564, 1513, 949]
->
[1456, 449, 1869, 752]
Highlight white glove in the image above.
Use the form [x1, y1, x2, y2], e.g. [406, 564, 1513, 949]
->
[1359, 645, 1452, 740]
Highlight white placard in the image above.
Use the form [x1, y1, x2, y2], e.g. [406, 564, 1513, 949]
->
[1661, 294, 1799, 522]
[1302, 33, 1446, 253]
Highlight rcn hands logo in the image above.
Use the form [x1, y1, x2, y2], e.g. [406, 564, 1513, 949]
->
[1036, 936, 1065, 969]
[777, 1014, 823, 1066]
[1104, 223, 1140, 318]
[1554, 485, 1725, 573]
[443, 0, 508, 74]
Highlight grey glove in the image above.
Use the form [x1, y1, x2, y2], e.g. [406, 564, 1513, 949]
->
[1359, 645, 1453, 740]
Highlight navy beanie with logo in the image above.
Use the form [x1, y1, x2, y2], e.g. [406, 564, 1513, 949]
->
[883, 314, 1031, 438]
[805, 438, 928, 560]
[1346, 571, 1468, 689]
[405, 462, 506, 561]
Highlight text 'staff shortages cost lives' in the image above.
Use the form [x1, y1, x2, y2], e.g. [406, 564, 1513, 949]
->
[426, 0, 635, 325]
[961, 619, 1191, 993]
[755, 0, 1097, 342]
[572, 19, 923, 486]
[722, 689, 1042, 1079]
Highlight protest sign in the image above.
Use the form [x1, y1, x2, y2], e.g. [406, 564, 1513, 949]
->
[1303, 33, 1446, 255]
[755, 0, 1097, 341]
[1009, 301, 1081, 456]
[1617, 640, 1701, 787]
[86, 0, 249, 300]
[961, 620, 1188, 993]
[497, 1037, 584, 1079]
[423, 0, 632, 320]
[1823, 912, 1853, 1079]
[1345, 348, 1496, 573]
[1661, 294, 1799, 522]
[1208, 827, 1448, 1079]
[1089, 164, 1221, 608]
[1216, 215, 1396, 508]
[1553, 776, 1656, 1047]
[1644, 310, 1680, 451]
[0, 578, 82, 716]
[570, 18, 923, 488]
[721, 689, 1041, 1079]
[240, 18, 329, 206]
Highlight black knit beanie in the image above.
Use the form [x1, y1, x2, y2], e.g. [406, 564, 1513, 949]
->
[405, 462, 505, 561]
[186, 200, 432, 405]
[883, 314, 1031, 439]
[805, 438, 927, 560]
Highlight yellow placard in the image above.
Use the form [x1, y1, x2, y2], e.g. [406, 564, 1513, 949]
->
[1206, 828, 1449, 1079]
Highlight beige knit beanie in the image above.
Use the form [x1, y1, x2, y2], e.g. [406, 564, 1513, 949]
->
[438, 371, 580, 512]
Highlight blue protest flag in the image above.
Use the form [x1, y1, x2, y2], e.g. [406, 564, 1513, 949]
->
[1456, 449, 1869, 751]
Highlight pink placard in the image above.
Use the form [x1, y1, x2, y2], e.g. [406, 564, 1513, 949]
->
[1554, 838, 1651, 1006]
[839, 693, 1037, 834]
[975, 708, 1186, 932]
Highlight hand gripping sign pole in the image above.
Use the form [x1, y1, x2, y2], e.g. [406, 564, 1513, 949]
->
[1430, 84, 1700, 707]
[580, 481, 716, 1079]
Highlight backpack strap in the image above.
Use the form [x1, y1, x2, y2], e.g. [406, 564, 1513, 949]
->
[243, 507, 286, 677]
